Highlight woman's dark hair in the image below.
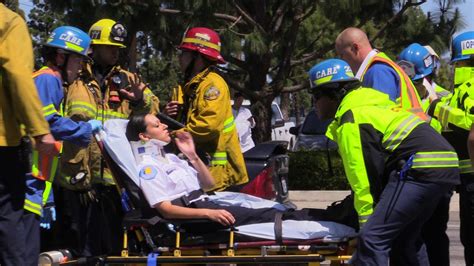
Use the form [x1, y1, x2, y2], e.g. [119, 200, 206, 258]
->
[126, 113, 148, 141]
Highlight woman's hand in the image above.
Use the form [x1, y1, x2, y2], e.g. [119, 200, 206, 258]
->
[174, 131, 197, 159]
[205, 209, 235, 226]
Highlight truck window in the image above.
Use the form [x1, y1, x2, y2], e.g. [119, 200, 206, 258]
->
[301, 110, 333, 135]
[271, 104, 283, 124]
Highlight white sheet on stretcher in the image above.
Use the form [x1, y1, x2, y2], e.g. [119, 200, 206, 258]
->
[102, 119, 357, 240]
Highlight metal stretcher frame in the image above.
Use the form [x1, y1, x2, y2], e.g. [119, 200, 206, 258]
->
[59, 134, 355, 265]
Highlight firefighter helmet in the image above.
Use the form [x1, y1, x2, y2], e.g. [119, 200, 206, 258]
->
[451, 31, 474, 63]
[178, 27, 225, 64]
[398, 43, 434, 81]
[308, 59, 358, 89]
[45, 26, 91, 57]
[88, 19, 127, 48]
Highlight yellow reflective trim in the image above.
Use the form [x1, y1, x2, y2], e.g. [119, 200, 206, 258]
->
[459, 159, 474, 174]
[183, 37, 221, 51]
[211, 152, 227, 165]
[67, 101, 96, 117]
[31, 151, 40, 177]
[223, 117, 235, 133]
[314, 75, 333, 86]
[24, 199, 42, 216]
[462, 48, 474, 56]
[43, 104, 57, 116]
[383, 115, 422, 151]
[65, 42, 84, 53]
[42, 181, 52, 205]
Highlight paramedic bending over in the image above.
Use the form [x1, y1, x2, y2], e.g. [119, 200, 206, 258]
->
[125, 113, 327, 226]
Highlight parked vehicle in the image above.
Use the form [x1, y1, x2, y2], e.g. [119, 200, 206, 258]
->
[233, 99, 296, 149]
[228, 140, 291, 204]
[290, 109, 337, 151]
[158, 113, 291, 204]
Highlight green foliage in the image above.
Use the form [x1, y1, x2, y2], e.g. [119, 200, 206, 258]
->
[288, 150, 350, 190]
[26, 0, 465, 140]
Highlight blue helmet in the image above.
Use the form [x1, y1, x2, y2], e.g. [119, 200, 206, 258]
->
[308, 59, 358, 89]
[398, 43, 433, 81]
[45, 26, 91, 57]
[451, 31, 474, 63]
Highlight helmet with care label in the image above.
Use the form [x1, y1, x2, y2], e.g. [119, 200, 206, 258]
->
[88, 19, 127, 48]
[308, 59, 358, 89]
[45, 26, 91, 57]
[178, 27, 225, 64]
[451, 31, 474, 63]
[398, 43, 434, 81]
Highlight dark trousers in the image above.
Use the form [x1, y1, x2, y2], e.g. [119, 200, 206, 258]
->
[193, 200, 326, 227]
[22, 211, 40, 266]
[460, 175, 474, 266]
[353, 172, 453, 266]
[0, 146, 27, 266]
[421, 190, 452, 266]
[55, 185, 123, 257]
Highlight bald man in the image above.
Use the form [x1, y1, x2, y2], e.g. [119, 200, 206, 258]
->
[335, 27, 424, 115]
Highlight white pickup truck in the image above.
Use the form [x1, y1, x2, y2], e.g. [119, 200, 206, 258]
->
[270, 102, 296, 149]
[231, 100, 296, 149]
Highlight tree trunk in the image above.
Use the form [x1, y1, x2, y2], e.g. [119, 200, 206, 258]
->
[279, 92, 290, 121]
[251, 98, 273, 143]
[294, 92, 301, 126]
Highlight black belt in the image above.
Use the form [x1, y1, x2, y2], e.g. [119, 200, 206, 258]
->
[171, 189, 208, 207]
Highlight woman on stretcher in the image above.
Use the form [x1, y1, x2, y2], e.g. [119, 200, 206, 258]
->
[125, 113, 334, 227]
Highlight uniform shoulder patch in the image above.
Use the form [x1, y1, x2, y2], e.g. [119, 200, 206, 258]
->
[139, 165, 158, 180]
[203, 86, 220, 100]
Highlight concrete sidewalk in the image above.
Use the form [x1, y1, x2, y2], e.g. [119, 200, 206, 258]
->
[289, 190, 464, 265]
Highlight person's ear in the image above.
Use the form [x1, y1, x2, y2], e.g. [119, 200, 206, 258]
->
[138, 132, 150, 141]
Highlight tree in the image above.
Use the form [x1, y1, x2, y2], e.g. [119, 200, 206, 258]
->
[29, 0, 465, 142]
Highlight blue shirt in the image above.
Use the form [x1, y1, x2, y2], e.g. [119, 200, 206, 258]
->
[362, 63, 400, 102]
[34, 72, 92, 146]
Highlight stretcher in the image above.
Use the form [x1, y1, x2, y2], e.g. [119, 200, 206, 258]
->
[60, 119, 357, 265]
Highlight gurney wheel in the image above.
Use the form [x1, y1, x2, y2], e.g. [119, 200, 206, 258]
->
[227, 249, 235, 257]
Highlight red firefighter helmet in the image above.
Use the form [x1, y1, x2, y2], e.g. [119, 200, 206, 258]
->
[178, 27, 225, 64]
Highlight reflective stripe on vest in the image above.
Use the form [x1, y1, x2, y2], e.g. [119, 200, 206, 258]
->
[358, 214, 371, 225]
[411, 151, 459, 169]
[32, 66, 61, 79]
[24, 199, 42, 216]
[43, 104, 58, 117]
[66, 101, 97, 118]
[433, 102, 472, 131]
[382, 115, 424, 151]
[31, 144, 61, 182]
[223, 116, 236, 133]
[361, 53, 428, 121]
[42, 181, 53, 206]
[211, 152, 227, 165]
[459, 159, 474, 174]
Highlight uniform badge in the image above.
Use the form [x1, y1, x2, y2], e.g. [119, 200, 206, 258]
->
[204, 87, 220, 100]
[139, 165, 158, 180]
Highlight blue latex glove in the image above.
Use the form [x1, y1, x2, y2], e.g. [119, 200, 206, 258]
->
[40, 206, 56, 230]
[87, 119, 102, 133]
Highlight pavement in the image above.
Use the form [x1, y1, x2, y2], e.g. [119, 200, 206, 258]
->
[289, 190, 465, 265]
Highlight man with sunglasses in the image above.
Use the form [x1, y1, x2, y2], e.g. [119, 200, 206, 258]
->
[335, 27, 427, 121]
[309, 58, 459, 265]
[397, 43, 455, 266]
[426, 31, 474, 265]
[57, 19, 159, 256]
[22, 26, 102, 266]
